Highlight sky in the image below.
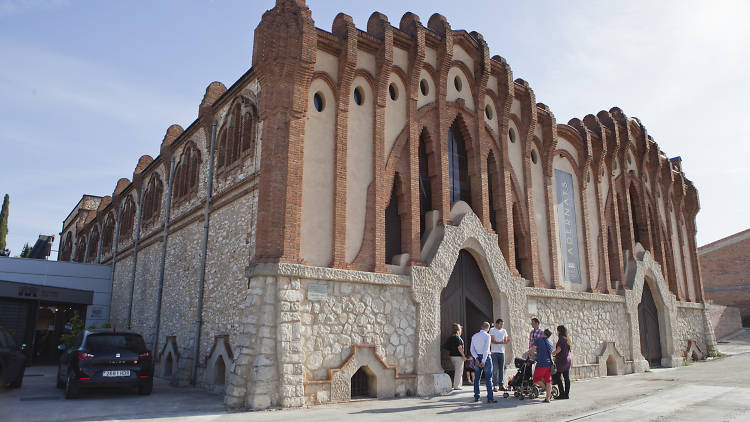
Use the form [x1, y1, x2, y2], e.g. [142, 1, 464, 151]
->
[1, 0, 748, 258]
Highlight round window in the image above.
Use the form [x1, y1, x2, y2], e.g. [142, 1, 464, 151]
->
[485, 105, 493, 120]
[353, 86, 364, 106]
[389, 83, 398, 101]
[420, 79, 429, 96]
[531, 149, 538, 164]
[313, 92, 324, 112]
[454, 76, 462, 92]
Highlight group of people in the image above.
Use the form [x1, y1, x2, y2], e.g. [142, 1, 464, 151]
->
[445, 317, 571, 404]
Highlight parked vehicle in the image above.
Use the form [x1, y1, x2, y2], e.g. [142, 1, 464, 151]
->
[56, 329, 153, 399]
[0, 326, 26, 389]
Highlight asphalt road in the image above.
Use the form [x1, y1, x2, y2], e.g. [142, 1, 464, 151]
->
[3, 329, 749, 422]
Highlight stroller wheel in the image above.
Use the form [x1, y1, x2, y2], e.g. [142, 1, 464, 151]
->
[552, 385, 560, 399]
[531, 387, 540, 399]
[518, 395, 525, 400]
[503, 392, 510, 399]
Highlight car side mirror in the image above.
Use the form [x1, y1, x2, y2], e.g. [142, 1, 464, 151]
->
[57, 344, 66, 351]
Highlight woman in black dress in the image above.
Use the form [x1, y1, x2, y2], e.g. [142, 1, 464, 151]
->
[552, 325, 572, 399]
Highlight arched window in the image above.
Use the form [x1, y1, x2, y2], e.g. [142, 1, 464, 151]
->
[86, 226, 100, 263]
[101, 212, 115, 254]
[418, 133, 433, 240]
[628, 183, 649, 250]
[216, 99, 258, 176]
[74, 236, 87, 263]
[61, 232, 73, 261]
[448, 123, 471, 206]
[119, 197, 136, 239]
[385, 174, 403, 264]
[141, 174, 163, 226]
[487, 151, 499, 232]
[173, 143, 202, 203]
[512, 202, 531, 280]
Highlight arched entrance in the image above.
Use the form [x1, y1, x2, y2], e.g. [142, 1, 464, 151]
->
[638, 281, 662, 367]
[440, 250, 493, 371]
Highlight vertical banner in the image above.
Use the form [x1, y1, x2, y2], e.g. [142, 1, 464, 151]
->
[555, 169, 581, 283]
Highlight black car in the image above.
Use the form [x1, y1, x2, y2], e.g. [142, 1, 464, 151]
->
[56, 329, 154, 399]
[0, 326, 26, 389]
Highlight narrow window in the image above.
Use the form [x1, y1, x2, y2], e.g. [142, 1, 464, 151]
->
[385, 174, 403, 264]
[448, 124, 471, 206]
[418, 135, 433, 240]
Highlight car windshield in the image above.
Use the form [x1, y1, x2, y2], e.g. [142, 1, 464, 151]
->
[85, 334, 146, 353]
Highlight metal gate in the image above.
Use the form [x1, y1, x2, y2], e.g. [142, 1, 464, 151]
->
[638, 282, 662, 367]
[351, 366, 373, 398]
[440, 250, 493, 371]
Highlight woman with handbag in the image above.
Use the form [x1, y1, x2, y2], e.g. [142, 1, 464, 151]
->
[552, 325, 572, 399]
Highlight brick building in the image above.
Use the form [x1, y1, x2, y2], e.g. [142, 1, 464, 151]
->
[59, 0, 717, 409]
[699, 228, 750, 325]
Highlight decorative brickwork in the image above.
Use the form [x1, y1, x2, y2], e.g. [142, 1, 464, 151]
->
[59, 0, 715, 410]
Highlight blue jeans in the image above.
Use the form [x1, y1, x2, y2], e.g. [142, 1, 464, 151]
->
[473, 355, 494, 400]
[491, 352, 505, 387]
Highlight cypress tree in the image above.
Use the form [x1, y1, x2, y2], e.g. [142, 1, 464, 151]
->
[0, 194, 9, 252]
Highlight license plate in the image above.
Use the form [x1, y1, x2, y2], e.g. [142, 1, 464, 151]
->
[102, 370, 130, 377]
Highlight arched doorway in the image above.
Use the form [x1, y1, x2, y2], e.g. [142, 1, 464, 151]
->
[440, 250, 493, 372]
[638, 281, 662, 367]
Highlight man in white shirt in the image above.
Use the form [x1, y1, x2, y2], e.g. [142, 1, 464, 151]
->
[489, 318, 510, 391]
[470, 321, 496, 403]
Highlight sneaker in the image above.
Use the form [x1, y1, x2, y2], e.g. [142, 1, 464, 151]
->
[473, 397, 480, 402]
[543, 398, 551, 403]
[487, 398, 498, 403]
[492, 387, 499, 392]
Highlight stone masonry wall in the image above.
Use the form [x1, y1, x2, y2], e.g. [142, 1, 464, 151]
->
[674, 303, 711, 358]
[299, 279, 417, 382]
[527, 290, 632, 365]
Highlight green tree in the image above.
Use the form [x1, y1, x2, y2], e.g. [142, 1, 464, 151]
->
[19, 243, 32, 258]
[59, 314, 85, 347]
[0, 194, 8, 252]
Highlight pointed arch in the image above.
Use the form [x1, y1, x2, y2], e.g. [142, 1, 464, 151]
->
[119, 196, 136, 239]
[448, 120, 472, 206]
[173, 142, 202, 204]
[385, 173, 407, 264]
[418, 129, 436, 240]
[141, 174, 163, 227]
[74, 235, 87, 263]
[86, 225, 100, 263]
[61, 232, 73, 261]
[101, 212, 115, 254]
[486, 150, 500, 233]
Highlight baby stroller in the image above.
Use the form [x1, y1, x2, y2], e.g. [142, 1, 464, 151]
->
[506, 357, 559, 400]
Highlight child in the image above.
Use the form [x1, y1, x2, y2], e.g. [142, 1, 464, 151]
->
[464, 356, 476, 385]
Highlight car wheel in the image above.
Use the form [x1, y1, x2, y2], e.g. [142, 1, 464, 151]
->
[64, 371, 80, 399]
[9, 367, 24, 389]
[138, 380, 153, 396]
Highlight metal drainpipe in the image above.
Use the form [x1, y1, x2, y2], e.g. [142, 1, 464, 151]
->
[191, 119, 217, 385]
[152, 156, 175, 354]
[127, 182, 147, 330]
[108, 203, 123, 327]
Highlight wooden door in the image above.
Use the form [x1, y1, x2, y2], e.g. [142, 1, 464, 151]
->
[638, 282, 662, 367]
[440, 250, 494, 371]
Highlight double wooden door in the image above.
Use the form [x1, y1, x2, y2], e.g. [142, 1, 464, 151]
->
[440, 250, 493, 370]
[638, 282, 662, 367]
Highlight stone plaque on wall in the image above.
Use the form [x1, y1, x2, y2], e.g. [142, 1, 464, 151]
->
[307, 283, 328, 301]
[555, 169, 582, 283]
